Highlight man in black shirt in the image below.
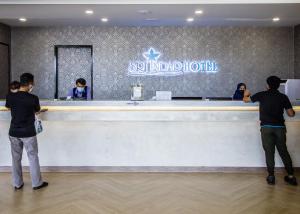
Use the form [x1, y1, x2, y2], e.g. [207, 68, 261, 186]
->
[244, 76, 297, 186]
[5, 73, 48, 190]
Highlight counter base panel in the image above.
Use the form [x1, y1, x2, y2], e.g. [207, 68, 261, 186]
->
[1, 120, 300, 169]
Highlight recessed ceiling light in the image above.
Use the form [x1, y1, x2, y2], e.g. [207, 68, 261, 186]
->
[272, 17, 280, 22]
[138, 10, 151, 15]
[85, 10, 94, 15]
[195, 10, 203, 15]
[101, 18, 108, 22]
[186, 18, 194, 22]
[145, 18, 158, 21]
[19, 17, 27, 22]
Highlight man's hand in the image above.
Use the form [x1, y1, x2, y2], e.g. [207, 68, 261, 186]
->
[286, 108, 295, 117]
[243, 90, 251, 103]
[36, 108, 48, 115]
[40, 108, 48, 113]
[244, 89, 251, 97]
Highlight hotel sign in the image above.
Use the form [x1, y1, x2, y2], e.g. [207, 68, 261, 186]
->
[128, 48, 219, 76]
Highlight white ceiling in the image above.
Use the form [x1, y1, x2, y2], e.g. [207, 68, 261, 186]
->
[0, 4, 300, 27]
[1, 0, 300, 3]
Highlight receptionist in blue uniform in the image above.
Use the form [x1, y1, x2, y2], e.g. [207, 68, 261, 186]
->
[67, 78, 91, 100]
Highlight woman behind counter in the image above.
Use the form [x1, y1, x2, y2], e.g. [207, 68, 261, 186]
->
[233, 83, 248, 100]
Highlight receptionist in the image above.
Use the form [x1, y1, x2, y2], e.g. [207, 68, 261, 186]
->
[67, 78, 91, 100]
[233, 83, 250, 100]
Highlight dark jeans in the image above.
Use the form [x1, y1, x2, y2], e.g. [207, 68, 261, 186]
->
[261, 127, 294, 176]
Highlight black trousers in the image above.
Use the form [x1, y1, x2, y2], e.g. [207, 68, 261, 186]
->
[260, 127, 294, 176]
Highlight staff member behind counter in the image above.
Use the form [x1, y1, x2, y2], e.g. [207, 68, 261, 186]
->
[67, 78, 91, 100]
[233, 83, 249, 100]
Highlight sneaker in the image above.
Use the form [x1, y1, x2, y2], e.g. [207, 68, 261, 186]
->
[284, 176, 298, 186]
[266, 175, 275, 185]
[33, 182, 48, 190]
[14, 183, 24, 190]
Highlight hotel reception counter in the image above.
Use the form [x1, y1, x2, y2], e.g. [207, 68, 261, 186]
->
[0, 100, 300, 172]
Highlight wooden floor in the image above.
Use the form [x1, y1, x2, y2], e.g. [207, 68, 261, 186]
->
[0, 172, 299, 214]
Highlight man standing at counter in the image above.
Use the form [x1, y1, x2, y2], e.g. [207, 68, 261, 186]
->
[244, 76, 297, 186]
[5, 73, 48, 190]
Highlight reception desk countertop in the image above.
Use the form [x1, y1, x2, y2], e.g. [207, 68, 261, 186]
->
[0, 100, 299, 111]
[1, 100, 300, 121]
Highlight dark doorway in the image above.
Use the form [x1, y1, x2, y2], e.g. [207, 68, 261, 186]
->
[0, 42, 10, 98]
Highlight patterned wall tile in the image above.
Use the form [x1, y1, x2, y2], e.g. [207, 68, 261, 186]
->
[11, 26, 294, 100]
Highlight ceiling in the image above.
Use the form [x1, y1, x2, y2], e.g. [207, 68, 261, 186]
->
[1, 0, 300, 3]
[0, 4, 300, 27]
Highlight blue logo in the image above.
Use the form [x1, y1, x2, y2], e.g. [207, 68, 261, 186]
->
[143, 48, 161, 61]
[128, 48, 219, 76]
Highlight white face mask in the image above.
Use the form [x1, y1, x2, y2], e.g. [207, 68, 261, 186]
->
[29, 85, 34, 93]
[10, 89, 19, 93]
[77, 87, 84, 93]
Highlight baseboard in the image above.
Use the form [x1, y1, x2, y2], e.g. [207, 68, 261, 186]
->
[1, 166, 299, 173]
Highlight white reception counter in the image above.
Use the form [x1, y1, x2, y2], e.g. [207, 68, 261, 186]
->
[0, 100, 300, 172]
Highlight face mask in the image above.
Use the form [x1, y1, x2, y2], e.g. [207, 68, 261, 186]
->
[77, 87, 84, 93]
[10, 89, 19, 93]
[29, 85, 34, 93]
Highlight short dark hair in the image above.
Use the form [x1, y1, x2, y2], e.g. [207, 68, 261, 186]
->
[20, 73, 34, 86]
[267, 76, 281, 90]
[9, 81, 21, 90]
[76, 78, 86, 86]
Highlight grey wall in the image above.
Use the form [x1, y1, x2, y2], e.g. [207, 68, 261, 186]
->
[295, 25, 300, 79]
[0, 23, 10, 98]
[11, 26, 295, 100]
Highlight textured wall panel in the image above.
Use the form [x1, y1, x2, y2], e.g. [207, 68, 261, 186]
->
[11, 26, 294, 100]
